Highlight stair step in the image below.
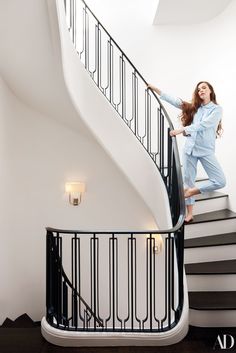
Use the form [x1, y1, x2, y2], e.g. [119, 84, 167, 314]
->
[189, 209, 236, 225]
[185, 232, 236, 249]
[184, 233, 236, 263]
[185, 186, 236, 327]
[189, 291, 236, 310]
[195, 191, 228, 202]
[187, 274, 236, 291]
[185, 210, 236, 238]
[185, 259, 236, 275]
[193, 192, 228, 214]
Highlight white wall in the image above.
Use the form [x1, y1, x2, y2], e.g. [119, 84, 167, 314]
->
[55, 0, 172, 230]
[0, 77, 157, 324]
[87, 0, 236, 211]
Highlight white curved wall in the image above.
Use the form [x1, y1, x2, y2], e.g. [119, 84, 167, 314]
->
[0, 75, 158, 324]
[0, 0, 170, 324]
[55, 0, 172, 229]
[41, 1, 188, 346]
[0, 0, 188, 341]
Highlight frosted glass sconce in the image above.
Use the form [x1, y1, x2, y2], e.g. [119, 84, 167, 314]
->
[65, 182, 85, 206]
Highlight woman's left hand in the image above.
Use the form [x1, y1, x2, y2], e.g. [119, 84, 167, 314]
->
[169, 128, 184, 137]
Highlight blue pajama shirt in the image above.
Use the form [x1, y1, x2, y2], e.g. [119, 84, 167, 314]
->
[160, 92, 226, 205]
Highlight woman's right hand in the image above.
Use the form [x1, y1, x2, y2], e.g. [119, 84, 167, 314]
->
[147, 84, 161, 96]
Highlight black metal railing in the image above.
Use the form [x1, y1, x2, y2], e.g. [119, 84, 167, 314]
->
[45, 0, 186, 333]
[46, 227, 184, 332]
[64, 0, 184, 227]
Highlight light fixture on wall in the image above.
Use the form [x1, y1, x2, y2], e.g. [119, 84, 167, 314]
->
[153, 234, 163, 254]
[65, 182, 86, 206]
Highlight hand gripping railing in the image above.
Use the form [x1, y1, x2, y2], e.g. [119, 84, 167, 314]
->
[45, 0, 186, 333]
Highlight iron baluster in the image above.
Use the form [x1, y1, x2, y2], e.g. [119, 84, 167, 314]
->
[115, 234, 123, 329]
[146, 89, 151, 154]
[45, 0, 186, 333]
[55, 232, 62, 327]
[79, 6, 86, 60]
[142, 236, 150, 330]
[148, 234, 154, 331]
[62, 281, 68, 326]
[103, 39, 111, 96]
[130, 234, 134, 330]
[161, 237, 168, 330]
[46, 230, 54, 325]
[72, 234, 78, 328]
[74, 0, 76, 46]
[123, 235, 130, 330]
[153, 235, 160, 330]
[132, 71, 138, 135]
[160, 111, 164, 178]
[134, 236, 142, 330]
[112, 233, 116, 330]
[84, 6, 89, 70]
[105, 235, 112, 328]
[110, 42, 114, 105]
[96, 24, 101, 87]
[168, 235, 173, 329]
[116, 55, 123, 113]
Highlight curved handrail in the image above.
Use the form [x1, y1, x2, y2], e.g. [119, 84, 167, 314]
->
[45, 0, 186, 334]
[64, 0, 185, 233]
[46, 218, 183, 235]
[75, 0, 176, 130]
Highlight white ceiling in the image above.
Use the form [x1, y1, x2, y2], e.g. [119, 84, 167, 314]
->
[153, 0, 233, 25]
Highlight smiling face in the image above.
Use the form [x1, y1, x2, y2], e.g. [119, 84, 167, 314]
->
[197, 82, 212, 103]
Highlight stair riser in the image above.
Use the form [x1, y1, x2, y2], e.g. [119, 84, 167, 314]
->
[187, 274, 236, 291]
[194, 197, 228, 214]
[185, 244, 236, 264]
[190, 309, 236, 327]
[185, 219, 236, 239]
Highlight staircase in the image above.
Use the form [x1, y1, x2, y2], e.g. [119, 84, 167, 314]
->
[41, 0, 236, 348]
[184, 179, 236, 327]
[41, 0, 189, 347]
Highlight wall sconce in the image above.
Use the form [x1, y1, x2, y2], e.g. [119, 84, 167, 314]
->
[65, 182, 85, 206]
[153, 234, 163, 254]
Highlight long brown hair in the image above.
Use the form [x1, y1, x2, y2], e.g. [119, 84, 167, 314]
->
[180, 81, 223, 137]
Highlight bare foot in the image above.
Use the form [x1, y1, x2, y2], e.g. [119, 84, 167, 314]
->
[184, 187, 200, 198]
[185, 215, 194, 223]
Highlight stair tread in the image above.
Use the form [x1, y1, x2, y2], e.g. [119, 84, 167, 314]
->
[188, 209, 236, 225]
[195, 191, 228, 202]
[185, 259, 236, 275]
[189, 291, 236, 310]
[184, 232, 236, 249]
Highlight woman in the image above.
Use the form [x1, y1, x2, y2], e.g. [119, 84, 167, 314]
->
[148, 81, 226, 223]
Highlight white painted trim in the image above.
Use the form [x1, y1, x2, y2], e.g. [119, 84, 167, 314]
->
[41, 294, 189, 347]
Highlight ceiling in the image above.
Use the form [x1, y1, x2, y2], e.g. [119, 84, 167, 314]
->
[153, 0, 232, 25]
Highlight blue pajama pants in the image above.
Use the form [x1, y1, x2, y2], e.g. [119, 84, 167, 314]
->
[182, 153, 226, 206]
